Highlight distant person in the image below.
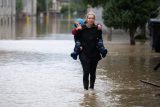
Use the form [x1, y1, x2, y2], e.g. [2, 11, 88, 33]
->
[72, 11, 107, 92]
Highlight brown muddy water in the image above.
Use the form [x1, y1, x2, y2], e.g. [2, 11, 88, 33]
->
[0, 17, 159, 107]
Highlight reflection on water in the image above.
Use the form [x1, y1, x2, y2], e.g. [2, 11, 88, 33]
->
[99, 42, 160, 107]
[0, 18, 16, 39]
[80, 94, 102, 107]
[16, 17, 73, 39]
[0, 17, 73, 40]
[0, 40, 159, 107]
[0, 17, 130, 42]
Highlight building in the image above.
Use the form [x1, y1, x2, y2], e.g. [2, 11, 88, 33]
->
[51, 0, 69, 13]
[22, 0, 37, 16]
[0, 0, 16, 22]
[0, 0, 16, 38]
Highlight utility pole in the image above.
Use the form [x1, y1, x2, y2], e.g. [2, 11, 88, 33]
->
[68, 0, 71, 20]
[32, 0, 33, 16]
[46, 0, 49, 19]
[11, 0, 13, 17]
[45, 0, 49, 34]
[68, 0, 71, 32]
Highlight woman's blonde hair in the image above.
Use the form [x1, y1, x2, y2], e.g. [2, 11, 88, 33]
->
[86, 11, 96, 19]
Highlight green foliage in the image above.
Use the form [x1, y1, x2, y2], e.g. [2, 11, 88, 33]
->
[102, 0, 160, 45]
[37, 0, 52, 14]
[60, 5, 68, 15]
[82, 0, 108, 7]
[16, 0, 23, 13]
[103, 0, 159, 29]
[82, 0, 160, 45]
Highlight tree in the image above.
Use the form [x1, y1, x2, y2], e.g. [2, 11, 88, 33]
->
[16, 0, 23, 14]
[37, 0, 52, 15]
[82, 0, 107, 8]
[82, 0, 160, 45]
[103, 0, 159, 45]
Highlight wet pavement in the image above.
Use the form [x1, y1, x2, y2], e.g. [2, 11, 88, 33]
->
[0, 18, 160, 107]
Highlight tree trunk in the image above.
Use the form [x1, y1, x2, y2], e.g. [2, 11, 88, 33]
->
[140, 24, 146, 39]
[107, 27, 112, 41]
[129, 27, 136, 45]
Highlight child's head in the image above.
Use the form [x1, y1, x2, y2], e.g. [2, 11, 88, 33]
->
[74, 18, 85, 28]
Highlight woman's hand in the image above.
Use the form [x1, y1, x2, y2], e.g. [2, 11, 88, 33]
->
[80, 46, 83, 51]
[97, 24, 102, 30]
[76, 23, 82, 30]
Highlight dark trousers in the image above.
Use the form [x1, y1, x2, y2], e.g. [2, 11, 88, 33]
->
[80, 59, 98, 90]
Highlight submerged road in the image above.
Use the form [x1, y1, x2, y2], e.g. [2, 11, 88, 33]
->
[0, 39, 159, 107]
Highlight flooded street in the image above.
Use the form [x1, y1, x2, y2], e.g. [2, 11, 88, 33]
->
[0, 18, 160, 107]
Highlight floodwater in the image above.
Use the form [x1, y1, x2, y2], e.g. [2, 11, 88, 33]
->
[0, 17, 160, 107]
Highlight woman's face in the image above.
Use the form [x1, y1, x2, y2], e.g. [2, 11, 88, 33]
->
[87, 14, 95, 25]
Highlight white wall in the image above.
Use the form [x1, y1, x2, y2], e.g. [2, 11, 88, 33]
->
[22, 0, 37, 16]
[0, 0, 16, 16]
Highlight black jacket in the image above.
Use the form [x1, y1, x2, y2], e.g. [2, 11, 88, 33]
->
[77, 24, 102, 61]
